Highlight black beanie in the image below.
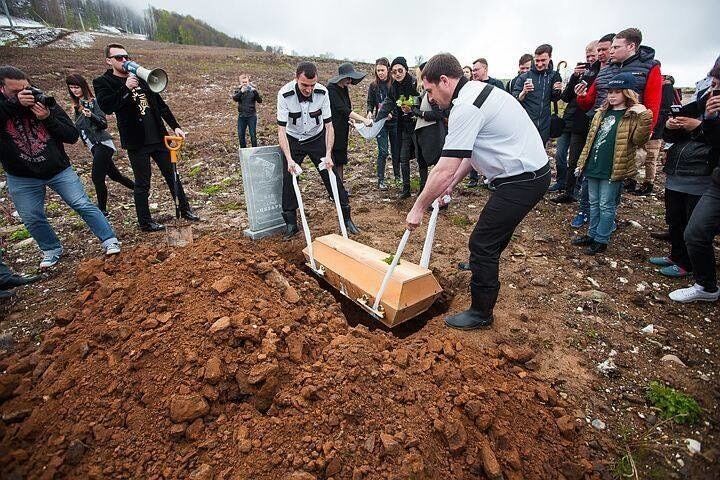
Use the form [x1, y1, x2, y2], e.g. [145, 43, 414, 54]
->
[391, 56, 408, 71]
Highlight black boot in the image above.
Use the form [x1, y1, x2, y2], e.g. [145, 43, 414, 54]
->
[282, 211, 299, 240]
[341, 205, 360, 235]
[623, 178, 638, 193]
[631, 182, 654, 196]
[181, 207, 201, 222]
[445, 286, 498, 330]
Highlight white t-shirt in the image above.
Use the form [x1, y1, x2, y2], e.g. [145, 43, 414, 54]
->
[441, 80, 548, 182]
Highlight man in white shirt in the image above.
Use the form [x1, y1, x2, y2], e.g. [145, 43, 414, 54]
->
[276, 62, 358, 240]
[406, 53, 551, 330]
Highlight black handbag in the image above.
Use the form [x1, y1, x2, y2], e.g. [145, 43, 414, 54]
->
[549, 100, 565, 139]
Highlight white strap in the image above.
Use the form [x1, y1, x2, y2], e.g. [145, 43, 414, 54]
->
[291, 169, 317, 271]
[319, 159, 347, 238]
[419, 195, 451, 269]
[372, 229, 411, 311]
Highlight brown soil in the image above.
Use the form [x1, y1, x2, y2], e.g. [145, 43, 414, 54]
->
[1, 237, 592, 480]
[0, 35, 718, 479]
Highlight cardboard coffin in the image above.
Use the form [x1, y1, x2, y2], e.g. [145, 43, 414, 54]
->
[302, 234, 442, 327]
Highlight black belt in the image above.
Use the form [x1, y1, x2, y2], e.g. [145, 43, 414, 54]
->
[287, 130, 324, 146]
[489, 163, 550, 189]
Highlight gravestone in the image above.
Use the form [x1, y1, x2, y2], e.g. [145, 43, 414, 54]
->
[239, 145, 286, 239]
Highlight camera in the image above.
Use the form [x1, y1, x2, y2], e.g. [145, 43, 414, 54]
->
[80, 99, 93, 110]
[26, 87, 56, 108]
[576, 62, 590, 68]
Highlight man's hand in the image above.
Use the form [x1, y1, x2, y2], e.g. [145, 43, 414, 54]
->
[387, 113, 393, 120]
[125, 76, 139, 90]
[553, 81, 562, 90]
[706, 95, 720, 117]
[30, 102, 50, 120]
[287, 159, 300, 175]
[406, 205, 424, 231]
[674, 116, 702, 131]
[323, 156, 334, 170]
[174, 127, 186, 139]
[574, 83, 588, 96]
[367, 111, 374, 120]
[17, 89, 36, 107]
[522, 80, 534, 93]
[628, 104, 647, 115]
[574, 167, 582, 177]
[666, 117, 681, 130]
[363, 117, 373, 127]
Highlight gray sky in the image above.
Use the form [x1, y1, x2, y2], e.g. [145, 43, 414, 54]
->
[131, 0, 717, 87]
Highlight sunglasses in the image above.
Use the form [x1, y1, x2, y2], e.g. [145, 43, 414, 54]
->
[110, 54, 130, 61]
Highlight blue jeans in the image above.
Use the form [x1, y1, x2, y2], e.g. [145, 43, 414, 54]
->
[6, 167, 116, 252]
[553, 132, 570, 187]
[238, 115, 258, 148]
[376, 124, 389, 182]
[578, 176, 590, 216]
[587, 178, 622, 244]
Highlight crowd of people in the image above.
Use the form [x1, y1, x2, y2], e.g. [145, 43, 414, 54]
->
[1, 29, 718, 320]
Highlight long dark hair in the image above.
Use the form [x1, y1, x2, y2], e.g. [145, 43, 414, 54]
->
[373, 57, 391, 87]
[65, 73, 93, 109]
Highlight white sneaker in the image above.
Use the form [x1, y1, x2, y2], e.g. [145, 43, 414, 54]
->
[40, 247, 63, 269]
[103, 240, 121, 256]
[669, 284, 720, 303]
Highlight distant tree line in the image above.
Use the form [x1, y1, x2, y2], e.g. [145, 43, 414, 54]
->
[7, 0, 147, 33]
[5, 1, 266, 51]
[146, 7, 263, 51]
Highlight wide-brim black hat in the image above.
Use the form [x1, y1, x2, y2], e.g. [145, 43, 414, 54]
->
[329, 62, 366, 85]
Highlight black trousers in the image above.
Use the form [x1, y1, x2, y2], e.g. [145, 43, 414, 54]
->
[281, 133, 349, 213]
[399, 126, 416, 194]
[469, 164, 551, 307]
[90, 144, 135, 213]
[387, 122, 401, 180]
[665, 188, 701, 271]
[126, 143, 190, 227]
[563, 131, 588, 194]
[684, 181, 720, 291]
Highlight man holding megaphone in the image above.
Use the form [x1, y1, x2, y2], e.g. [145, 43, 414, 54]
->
[93, 43, 199, 232]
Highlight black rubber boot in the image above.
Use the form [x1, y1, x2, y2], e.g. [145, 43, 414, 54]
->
[445, 286, 498, 330]
[282, 211, 299, 240]
[341, 205, 360, 235]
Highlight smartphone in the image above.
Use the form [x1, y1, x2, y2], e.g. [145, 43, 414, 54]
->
[576, 62, 590, 68]
[713, 89, 720, 97]
[670, 105, 682, 117]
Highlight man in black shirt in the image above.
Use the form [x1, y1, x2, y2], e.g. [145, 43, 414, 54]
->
[93, 43, 199, 232]
[232, 73, 262, 148]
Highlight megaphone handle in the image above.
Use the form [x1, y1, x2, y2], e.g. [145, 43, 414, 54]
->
[292, 174, 317, 271]
[373, 229, 411, 311]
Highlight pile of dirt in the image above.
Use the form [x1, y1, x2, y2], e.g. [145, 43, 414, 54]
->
[0, 236, 595, 479]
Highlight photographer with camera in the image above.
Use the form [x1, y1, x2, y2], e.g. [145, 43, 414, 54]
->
[0, 66, 122, 269]
[232, 73, 262, 148]
[93, 43, 199, 232]
[66, 73, 135, 216]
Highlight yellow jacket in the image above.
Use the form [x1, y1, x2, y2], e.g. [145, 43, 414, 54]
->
[578, 105, 653, 181]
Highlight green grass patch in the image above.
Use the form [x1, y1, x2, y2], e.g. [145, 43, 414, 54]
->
[646, 381, 701, 424]
[202, 184, 224, 196]
[450, 214, 472, 228]
[409, 176, 421, 191]
[9, 227, 30, 242]
[218, 201, 244, 212]
[188, 165, 203, 177]
[46, 201, 61, 215]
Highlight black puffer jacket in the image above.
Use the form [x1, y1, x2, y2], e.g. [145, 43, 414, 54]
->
[73, 98, 113, 148]
[560, 73, 590, 134]
[664, 94, 719, 179]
